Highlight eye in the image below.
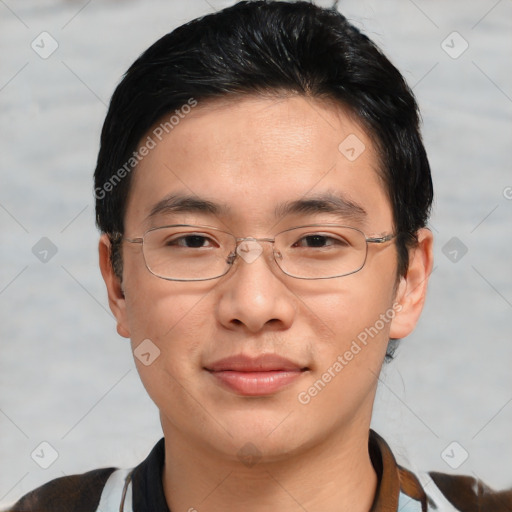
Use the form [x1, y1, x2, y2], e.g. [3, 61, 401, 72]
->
[165, 234, 218, 249]
[293, 234, 349, 248]
[178, 235, 210, 248]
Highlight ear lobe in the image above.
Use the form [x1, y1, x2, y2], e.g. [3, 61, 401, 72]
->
[389, 228, 434, 340]
[98, 234, 130, 338]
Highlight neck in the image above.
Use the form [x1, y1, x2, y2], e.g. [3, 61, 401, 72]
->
[161, 423, 378, 512]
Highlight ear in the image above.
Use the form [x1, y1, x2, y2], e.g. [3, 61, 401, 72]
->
[98, 234, 130, 338]
[389, 228, 434, 339]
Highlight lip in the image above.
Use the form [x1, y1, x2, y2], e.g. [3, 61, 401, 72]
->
[205, 354, 308, 396]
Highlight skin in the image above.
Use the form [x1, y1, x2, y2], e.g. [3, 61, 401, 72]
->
[99, 94, 433, 512]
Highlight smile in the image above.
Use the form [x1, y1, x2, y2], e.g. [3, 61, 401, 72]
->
[205, 354, 309, 396]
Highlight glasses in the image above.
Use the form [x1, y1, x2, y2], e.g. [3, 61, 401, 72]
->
[123, 224, 395, 281]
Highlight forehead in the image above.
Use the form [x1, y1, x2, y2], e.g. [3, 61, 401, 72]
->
[125, 95, 392, 233]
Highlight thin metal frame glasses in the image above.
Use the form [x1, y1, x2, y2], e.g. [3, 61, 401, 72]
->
[123, 224, 395, 281]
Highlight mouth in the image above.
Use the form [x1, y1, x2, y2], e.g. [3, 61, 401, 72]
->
[204, 354, 309, 396]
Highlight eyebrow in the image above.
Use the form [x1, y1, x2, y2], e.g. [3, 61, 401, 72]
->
[146, 191, 367, 223]
[274, 192, 368, 223]
[147, 194, 226, 220]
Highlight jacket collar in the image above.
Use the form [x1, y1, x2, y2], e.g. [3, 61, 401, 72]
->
[130, 430, 427, 512]
[369, 429, 427, 512]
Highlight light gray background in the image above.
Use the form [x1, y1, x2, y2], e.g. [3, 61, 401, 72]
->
[1, 0, 511, 507]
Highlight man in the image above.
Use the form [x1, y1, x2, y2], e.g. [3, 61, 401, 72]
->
[9, 1, 508, 511]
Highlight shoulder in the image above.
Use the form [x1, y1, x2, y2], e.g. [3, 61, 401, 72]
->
[6, 439, 165, 512]
[427, 471, 512, 512]
[7, 467, 116, 512]
[396, 467, 512, 511]
[371, 430, 511, 511]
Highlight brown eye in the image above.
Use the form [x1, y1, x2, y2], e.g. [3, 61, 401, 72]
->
[162, 233, 218, 249]
[293, 234, 348, 248]
[174, 235, 210, 248]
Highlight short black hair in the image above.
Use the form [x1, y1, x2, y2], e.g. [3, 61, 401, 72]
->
[94, 0, 433, 283]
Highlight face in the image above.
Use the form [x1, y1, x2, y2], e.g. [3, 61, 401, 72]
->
[100, 95, 431, 462]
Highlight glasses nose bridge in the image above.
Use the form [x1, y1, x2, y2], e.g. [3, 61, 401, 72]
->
[230, 236, 282, 268]
[234, 236, 279, 256]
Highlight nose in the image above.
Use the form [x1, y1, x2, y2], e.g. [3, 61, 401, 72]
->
[215, 239, 296, 333]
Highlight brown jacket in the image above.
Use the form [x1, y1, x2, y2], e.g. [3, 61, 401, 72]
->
[8, 431, 511, 512]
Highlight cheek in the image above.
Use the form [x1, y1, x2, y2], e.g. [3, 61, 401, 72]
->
[319, 274, 396, 336]
[125, 283, 215, 414]
[296, 276, 397, 423]
[122, 262, 214, 376]
[123, 249, 200, 339]
[307, 261, 398, 373]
